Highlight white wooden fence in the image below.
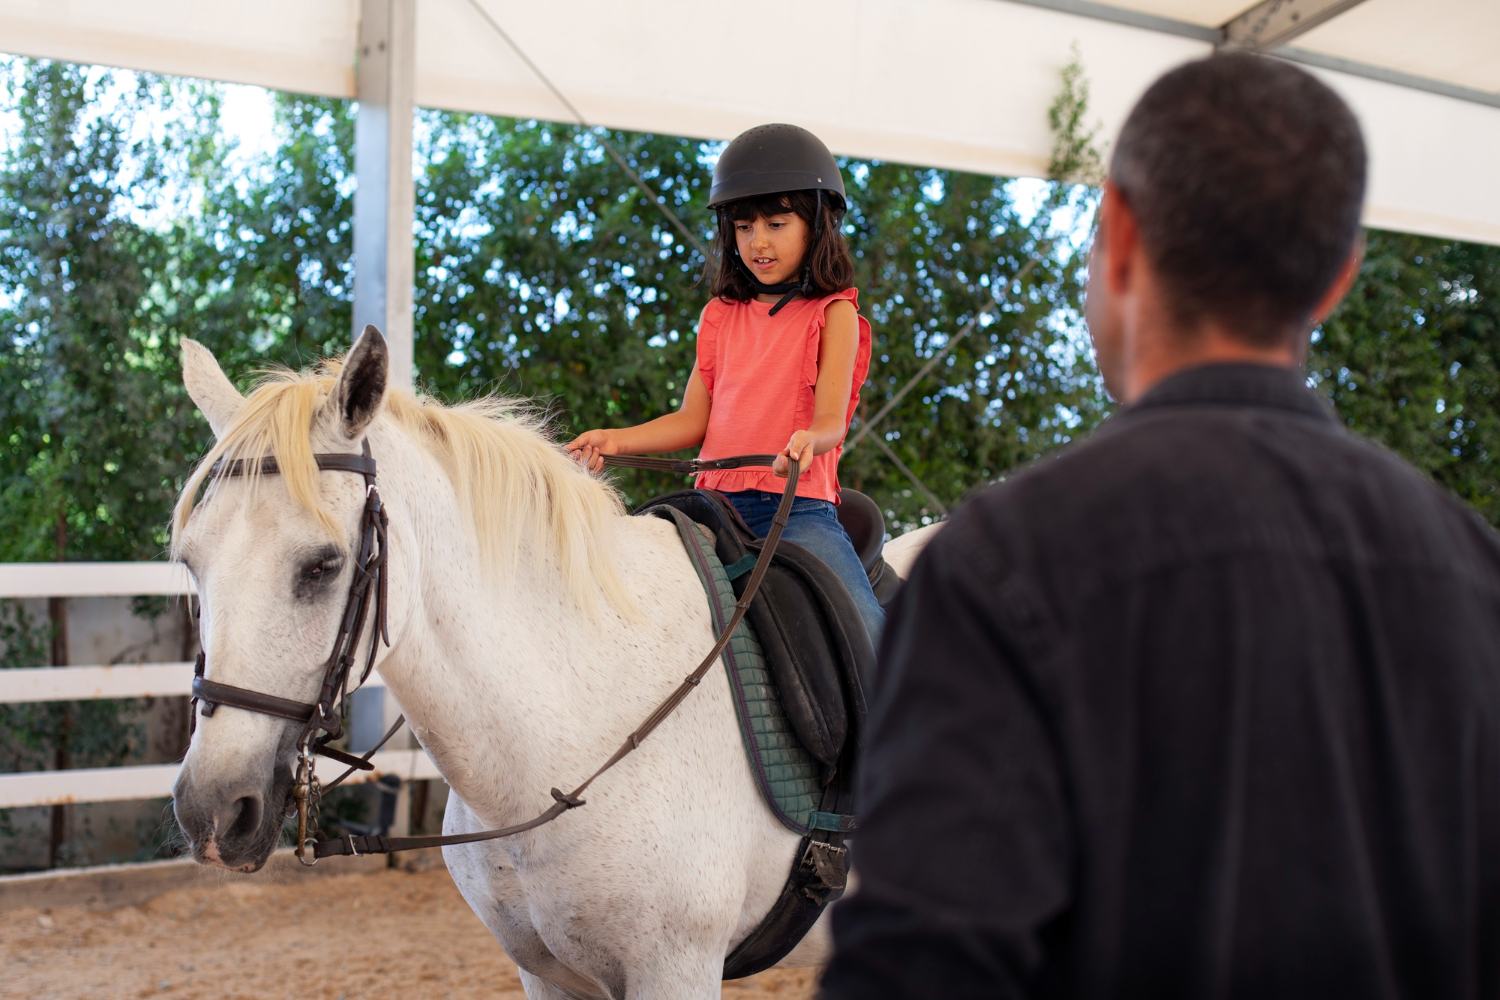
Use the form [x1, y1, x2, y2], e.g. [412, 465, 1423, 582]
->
[0, 562, 440, 810]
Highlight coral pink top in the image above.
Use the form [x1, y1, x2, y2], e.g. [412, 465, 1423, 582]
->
[695, 288, 873, 503]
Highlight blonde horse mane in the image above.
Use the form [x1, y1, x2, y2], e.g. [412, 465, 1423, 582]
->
[173, 361, 632, 615]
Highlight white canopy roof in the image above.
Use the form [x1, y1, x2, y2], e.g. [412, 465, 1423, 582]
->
[3, 0, 1497, 246]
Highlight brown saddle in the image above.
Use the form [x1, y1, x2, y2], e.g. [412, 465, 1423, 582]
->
[637, 486, 868, 981]
[835, 488, 901, 608]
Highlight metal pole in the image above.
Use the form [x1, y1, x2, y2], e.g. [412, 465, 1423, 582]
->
[353, 0, 415, 386]
[351, 0, 416, 841]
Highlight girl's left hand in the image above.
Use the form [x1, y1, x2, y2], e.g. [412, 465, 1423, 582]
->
[566, 428, 619, 473]
[773, 430, 815, 476]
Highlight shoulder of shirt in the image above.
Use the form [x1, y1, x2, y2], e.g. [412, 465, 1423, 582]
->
[915, 414, 1242, 630]
[823, 298, 857, 320]
[699, 296, 743, 330]
[957, 398, 1500, 575]
[933, 414, 1187, 584]
[814, 287, 860, 309]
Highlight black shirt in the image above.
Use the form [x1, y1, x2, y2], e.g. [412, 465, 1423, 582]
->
[821, 363, 1500, 1000]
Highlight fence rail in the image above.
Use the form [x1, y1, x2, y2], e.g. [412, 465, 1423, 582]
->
[0, 662, 388, 704]
[0, 561, 193, 598]
[0, 752, 441, 809]
[1, 562, 408, 812]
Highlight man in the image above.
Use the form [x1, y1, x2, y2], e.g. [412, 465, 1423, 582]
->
[821, 53, 1500, 999]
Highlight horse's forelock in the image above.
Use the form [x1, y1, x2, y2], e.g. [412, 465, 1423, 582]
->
[172, 370, 342, 555]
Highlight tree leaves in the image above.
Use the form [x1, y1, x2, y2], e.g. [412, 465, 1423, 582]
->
[1312, 231, 1500, 524]
[2, 53, 1496, 568]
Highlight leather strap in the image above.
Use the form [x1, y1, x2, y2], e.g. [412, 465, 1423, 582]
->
[210, 452, 378, 480]
[192, 440, 800, 861]
[322, 713, 407, 789]
[192, 673, 315, 724]
[601, 453, 780, 475]
[189, 657, 382, 774]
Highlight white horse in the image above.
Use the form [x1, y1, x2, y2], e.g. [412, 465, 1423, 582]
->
[170, 329, 941, 999]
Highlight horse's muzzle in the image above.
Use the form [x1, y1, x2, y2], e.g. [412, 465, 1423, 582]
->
[172, 766, 289, 872]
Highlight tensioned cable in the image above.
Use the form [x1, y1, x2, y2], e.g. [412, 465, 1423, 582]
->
[845, 255, 1043, 452]
[462, 0, 710, 261]
[867, 433, 949, 516]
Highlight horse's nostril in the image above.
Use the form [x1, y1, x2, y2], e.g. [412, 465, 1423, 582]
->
[227, 795, 262, 841]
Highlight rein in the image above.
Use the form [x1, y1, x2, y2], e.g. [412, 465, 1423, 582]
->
[189, 440, 798, 864]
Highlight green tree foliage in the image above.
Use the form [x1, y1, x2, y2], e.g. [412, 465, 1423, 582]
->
[0, 62, 176, 561]
[1312, 232, 1500, 524]
[178, 96, 356, 369]
[5, 57, 1496, 556]
[410, 118, 711, 505]
[0, 56, 1107, 545]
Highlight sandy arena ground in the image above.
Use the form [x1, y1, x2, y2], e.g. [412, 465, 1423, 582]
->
[2, 864, 819, 999]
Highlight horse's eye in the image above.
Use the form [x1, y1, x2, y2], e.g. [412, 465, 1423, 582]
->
[301, 557, 342, 581]
[294, 551, 344, 599]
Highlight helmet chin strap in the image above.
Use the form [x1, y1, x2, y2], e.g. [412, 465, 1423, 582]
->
[739, 267, 804, 316]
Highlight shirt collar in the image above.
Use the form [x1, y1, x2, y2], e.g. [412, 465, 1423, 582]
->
[1126, 362, 1336, 423]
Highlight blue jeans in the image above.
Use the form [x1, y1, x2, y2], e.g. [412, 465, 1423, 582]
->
[722, 491, 885, 646]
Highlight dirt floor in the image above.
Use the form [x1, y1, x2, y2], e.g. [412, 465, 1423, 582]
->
[2, 864, 819, 999]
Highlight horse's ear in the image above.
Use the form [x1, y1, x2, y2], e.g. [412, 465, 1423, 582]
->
[181, 338, 245, 439]
[327, 325, 389, 440]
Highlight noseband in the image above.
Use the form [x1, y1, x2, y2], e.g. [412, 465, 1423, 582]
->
[188, 440, 393, 859]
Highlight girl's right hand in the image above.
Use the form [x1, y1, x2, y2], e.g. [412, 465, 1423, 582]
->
[565, 428, 620, 473]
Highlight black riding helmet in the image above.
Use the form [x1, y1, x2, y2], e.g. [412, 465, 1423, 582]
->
[708, 123, 847, 210]
[709, 124, 847, 314]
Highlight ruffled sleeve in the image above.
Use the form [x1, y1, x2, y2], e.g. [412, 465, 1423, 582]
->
[695, 299, 727, 396]
[807, 288, 873, 395]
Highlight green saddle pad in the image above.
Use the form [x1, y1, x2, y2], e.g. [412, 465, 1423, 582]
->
[654, 507, 843, 836]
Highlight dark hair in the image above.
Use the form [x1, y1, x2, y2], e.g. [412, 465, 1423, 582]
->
[1109, 53, 1367, 341]
[705, 189, 855, 301]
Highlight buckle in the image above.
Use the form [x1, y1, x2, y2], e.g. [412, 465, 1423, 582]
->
[799, 840, 849, 896]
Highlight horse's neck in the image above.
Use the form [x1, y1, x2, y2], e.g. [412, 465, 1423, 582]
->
[367, 423, 666, 821]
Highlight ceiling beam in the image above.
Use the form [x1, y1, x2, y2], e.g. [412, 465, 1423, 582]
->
[992, 0, 1218, 41]
[1272, 47, 1500, 110]
[1220, 0, 1370, 52]
[993, 0, 1498, 111]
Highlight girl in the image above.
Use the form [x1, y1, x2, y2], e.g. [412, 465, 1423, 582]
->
[567, 123, 882, 641]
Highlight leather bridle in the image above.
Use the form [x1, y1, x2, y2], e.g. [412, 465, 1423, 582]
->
[188, 440, 396, 862]
[186, 440, 798, 865]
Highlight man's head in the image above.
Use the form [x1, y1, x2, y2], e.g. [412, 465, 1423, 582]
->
[1086, 53, 1367, 402]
